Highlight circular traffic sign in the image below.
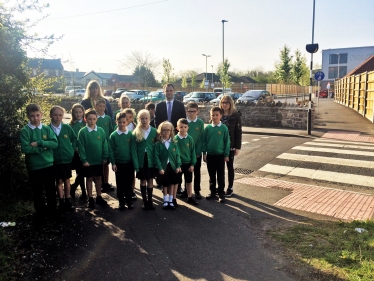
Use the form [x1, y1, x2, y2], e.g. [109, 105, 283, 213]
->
[314, 71, 325, 81]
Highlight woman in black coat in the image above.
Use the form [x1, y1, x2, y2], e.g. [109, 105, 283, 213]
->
[219, 95, 242, 197]
[80, 80, 113, 118]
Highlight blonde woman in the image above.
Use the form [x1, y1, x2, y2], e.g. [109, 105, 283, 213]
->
[81, 80, 113, 119]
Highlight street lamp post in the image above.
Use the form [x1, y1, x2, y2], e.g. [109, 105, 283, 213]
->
[202, 54, 211, 89]
[211, 65, 214, 90]
[222, 20, 228, 93]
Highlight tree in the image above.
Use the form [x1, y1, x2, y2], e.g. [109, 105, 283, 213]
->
[122, 50, 159, 87]
[133, 65, 157, 87]
[162, 58, 175, 84]
[0, 1, 59, 195]
[217, 59, 231, 88]
[181, 76, 187, 88]
[292, 49, 308, 85]
[274, 45, 293, 83]
[199, 78, 206, 89]
[190, 75, 196, 90]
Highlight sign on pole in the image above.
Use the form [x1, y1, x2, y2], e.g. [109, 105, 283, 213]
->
[314, 71, 325, 81]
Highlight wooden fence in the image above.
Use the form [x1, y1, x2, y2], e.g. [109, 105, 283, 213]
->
[334, 70, 374, 123]
[103, 83, 318, 95]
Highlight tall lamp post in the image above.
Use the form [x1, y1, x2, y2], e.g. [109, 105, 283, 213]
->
[222, 20, 228, 92]
[202, 54, 211, 89]
[211, 65, 214, 90]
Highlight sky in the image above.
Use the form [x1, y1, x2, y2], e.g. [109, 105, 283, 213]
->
[20, 0, 374, 78]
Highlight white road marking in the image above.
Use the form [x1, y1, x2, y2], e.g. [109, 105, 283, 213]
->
[314, 138, 374, 147]
[277, 153, 374, 169]
[304, 141, 374, 151]
[259, 164, 374, 187]
[292, 146, 374, 157]
[252, 139, 260, 141]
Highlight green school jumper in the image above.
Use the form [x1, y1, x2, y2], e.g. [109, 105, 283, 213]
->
[174, 134, 197, 166]
[20, 124, 58, 171]
[202, 123, 230, 157]
[96, 114, 113, 139]
[187, 118, 205, 157]
[77, 126, 108, 165]
[70, 120, 86, 136]
[49, 123, 77, 164]
[154, 140, 182, 171]
[108, 130, 139, 171]
[134, 127, 157, 168]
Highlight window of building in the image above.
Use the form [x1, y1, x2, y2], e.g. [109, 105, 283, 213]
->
[44, 69, 49, 76]
[32, 69, 37, 76]
[328, 66, 347, 79]
[55, 69, 59, 76]
[329, 53, 348, 64]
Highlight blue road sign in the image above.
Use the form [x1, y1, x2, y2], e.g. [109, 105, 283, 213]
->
[314, 71, 325, 81]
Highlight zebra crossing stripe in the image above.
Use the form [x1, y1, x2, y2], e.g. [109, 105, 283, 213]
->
[303, 141, 374, 151]
[313, 138, 374, 147]
[259, 164, 374, 187]
[292, 146, 374, 157]
[277, 153, 374, 169]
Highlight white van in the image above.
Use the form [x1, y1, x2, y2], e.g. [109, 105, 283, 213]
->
[213, 87, 232, 96]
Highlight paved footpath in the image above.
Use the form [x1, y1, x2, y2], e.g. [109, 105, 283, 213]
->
[239, 99, 374, 221]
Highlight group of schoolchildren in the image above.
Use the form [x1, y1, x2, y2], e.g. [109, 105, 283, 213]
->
[20, 92, 231, 221]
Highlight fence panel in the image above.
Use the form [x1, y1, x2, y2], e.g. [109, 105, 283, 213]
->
[335, 70, 374, 123]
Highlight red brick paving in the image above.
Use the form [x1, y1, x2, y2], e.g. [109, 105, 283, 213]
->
[235, 177, 374, 221]
[322, 131, 374, 143]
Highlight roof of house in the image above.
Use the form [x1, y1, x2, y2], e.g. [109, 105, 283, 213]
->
[110, 74, 140, 83]
[82, 70, 117, 79]
[63, 70, 86, 78]
[344, 54, 374, 77]
[28, 58, 64, 69]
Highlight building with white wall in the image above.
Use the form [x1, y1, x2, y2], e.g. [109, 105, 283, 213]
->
[321, 46, 374, 89]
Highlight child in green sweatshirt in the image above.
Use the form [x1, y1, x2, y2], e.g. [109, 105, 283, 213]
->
[154, 121, 182, 210]
[175, 118, 198, 205]
[20, 103, 58, 220]
[109, 112, 139, 210]
[186, 101, 205, 199]
[133, 109, 158, 210]
[69, 103, 87, 200]
[49, 106, 77, 212]
[95, 99, 113, 193]
[202, 106, 230, 203]
[77, 108, 109, 209]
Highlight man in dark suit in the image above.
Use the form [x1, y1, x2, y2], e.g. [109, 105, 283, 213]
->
[155, 84, 186, 130]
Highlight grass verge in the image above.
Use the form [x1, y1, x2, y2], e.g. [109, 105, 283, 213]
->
[0, 200, 34, 281]
[269, 220, 374, 281]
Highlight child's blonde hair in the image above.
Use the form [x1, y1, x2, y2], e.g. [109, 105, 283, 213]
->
[50, 105, 65, 116]
[156, 121, 175, 142]
[133, 109, 150, 142]
[95, 98, 106, 106]
[70, 103, 85, 126]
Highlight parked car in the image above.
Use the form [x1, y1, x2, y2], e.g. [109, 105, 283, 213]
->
[317, 90, 331, 98]
[121, 90, 147, 101]
[65, 86, 81, 95]
[184, 92, 216, 103]
[183, 92, 193, 102]
[69, 89, 85, 97]
[112, 88, 128, 99]
[139, 91, 165, 102]
[237, 90, 272, 103]
[174, 91, 187, 101]
[104, 89, 113, 96]
[213, 87, 232, 97]
[209, 93, 242, 105]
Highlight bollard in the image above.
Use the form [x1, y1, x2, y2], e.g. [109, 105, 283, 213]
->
[307, 93, 312, 135]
